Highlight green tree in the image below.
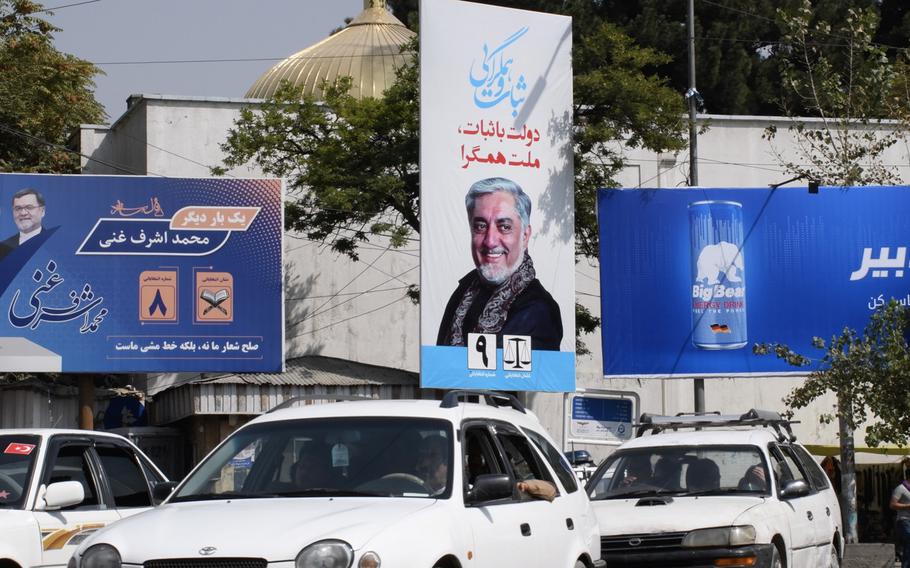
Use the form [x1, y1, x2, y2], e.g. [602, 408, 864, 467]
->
[218, 14, 685, 350]
[0, 0, 105, 173]
[764, 1, 910, 186]
[755, 302, 910, 542]
[219, 18, 684, 260]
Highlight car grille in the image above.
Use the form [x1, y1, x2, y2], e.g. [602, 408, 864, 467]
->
[601, 531, 687, 554]
[145, 559, 267, 568]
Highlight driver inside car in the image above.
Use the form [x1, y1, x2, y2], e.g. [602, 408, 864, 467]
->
[415, 435, 448, 495]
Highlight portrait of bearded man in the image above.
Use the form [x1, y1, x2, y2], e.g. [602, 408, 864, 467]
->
[436, 177, 562, 351]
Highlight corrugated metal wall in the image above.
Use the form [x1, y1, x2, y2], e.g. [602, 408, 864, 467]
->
[151, 383, 423, 424]
[0, 387, 80, 428]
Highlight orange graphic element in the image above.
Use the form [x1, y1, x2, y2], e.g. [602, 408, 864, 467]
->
[42, 523, 105, 550]
[709, 323, 731, 334]
[196, 272, 234, 322]
[139, 270, 177, 322]
[171, 206, 259, 231]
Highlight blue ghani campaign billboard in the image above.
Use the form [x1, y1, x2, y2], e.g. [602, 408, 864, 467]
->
[598, 185, 910, 378]
[419, 0, 575, 392]
[0, 174, 283, 373]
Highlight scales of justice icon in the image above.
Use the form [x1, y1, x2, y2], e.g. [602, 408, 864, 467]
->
[503, 336, 532, 370]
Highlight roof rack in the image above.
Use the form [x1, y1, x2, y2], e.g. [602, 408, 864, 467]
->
[267, 394, 373, 413]
[635, 408, 798, 442]
[440, 390, 525, 413]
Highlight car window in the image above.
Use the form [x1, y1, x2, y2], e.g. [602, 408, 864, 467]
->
[171, 417, 453, 501]
[494, 428, 554, 486]
[463, 425, 506, 488]
[588, 445, 768, 499]
[0, 434, 40, 509]
[95, 445, 153, 508]
[47, 444, 100, 510]
[789, 444, 830, 492]
[769, 444, 808, 490]
[522, 427, 578, 493]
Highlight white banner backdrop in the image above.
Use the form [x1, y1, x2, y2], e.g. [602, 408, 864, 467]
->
[420, 0, 575, 391]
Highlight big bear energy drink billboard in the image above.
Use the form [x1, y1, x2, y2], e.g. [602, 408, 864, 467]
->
[598, 186, 910, 378]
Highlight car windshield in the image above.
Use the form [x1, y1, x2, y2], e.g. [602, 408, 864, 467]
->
[0, 434, 40, 509]
[588, 445, 769, 500]
[171, 417, 453, 502]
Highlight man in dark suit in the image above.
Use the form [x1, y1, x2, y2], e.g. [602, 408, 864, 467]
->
[3, 188, 46, 255]
[436, 177, 562, 351]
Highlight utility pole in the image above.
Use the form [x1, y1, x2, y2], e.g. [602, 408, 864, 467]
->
[687, 0, 704, 414]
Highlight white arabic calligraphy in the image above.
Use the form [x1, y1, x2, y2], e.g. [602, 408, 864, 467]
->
[850, 247, 907, 281]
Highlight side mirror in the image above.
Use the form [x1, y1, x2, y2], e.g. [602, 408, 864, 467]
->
[39, 481, 85, 511]
[467, 473, 513, 504]
[779, 479, 810, 499]
[153, 481, 178, 502]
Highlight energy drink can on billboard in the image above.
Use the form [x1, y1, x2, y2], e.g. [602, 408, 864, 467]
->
[689, 200, 747, 349]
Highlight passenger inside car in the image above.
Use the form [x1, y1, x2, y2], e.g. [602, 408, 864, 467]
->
[685, 458, 720, 491]
[737, 464, 768, 491]
[619, 455, 653, 489]
[415, 435, 448, 495]
[292, 444, 333, 489]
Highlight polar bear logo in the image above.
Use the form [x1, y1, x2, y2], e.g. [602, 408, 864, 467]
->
[696, 241, 744, 284]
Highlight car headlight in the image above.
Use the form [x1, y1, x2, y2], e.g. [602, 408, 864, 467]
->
[80, 544, 122, 568]
[358, 551, 381, 568]
[296, 540, 354, 568]
[682, 526, 756, 548]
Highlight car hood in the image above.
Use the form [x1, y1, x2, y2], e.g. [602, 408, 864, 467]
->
[592, 495, 765, 534]
[86, 497, 437, 562]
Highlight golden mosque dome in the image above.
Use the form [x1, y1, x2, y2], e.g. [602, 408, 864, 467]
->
[245, 0, 415, 100]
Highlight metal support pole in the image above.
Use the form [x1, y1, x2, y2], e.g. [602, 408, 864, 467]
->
[688, 0, 704, 414]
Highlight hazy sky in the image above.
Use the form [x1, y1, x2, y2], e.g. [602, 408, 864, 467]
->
[45, 0, 365, 121]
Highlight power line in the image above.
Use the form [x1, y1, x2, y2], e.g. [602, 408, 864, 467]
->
[0, 122, 167, 177]
[286, 285, 410, 301]
[40, 0, 101, 12]
[287, 295, 408, 339]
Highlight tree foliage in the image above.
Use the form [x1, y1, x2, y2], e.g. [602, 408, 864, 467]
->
[217, 43, 419, 261]
[754, 300, 910, 447]
[764, 0, 910, 186]
[219, 11, 686, 261]
[0, 0, 104, 172]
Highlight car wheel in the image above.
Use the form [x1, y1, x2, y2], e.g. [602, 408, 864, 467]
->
[770, 545, 784, 568]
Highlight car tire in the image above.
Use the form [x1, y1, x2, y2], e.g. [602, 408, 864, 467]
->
[770, 545, 784, 568]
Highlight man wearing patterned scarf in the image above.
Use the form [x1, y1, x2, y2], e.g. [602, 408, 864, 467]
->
[436, 177, 563, 351]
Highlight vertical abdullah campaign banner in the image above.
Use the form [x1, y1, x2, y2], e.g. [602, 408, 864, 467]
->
[598, 186, 910, 378]
[420, 0, 575, 391]
[0, 174, 284, 373]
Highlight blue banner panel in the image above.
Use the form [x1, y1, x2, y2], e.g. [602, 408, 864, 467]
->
[598, 186, 910, 377]
[0, 174, 283, 373]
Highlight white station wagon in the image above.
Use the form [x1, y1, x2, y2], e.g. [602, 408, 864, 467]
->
[69, 392, 604, 568]
[586, 410, 844, 568]
[0, 428, 168, 568]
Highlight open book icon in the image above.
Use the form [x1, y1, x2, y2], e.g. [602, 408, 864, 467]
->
[200, 288, 230, 315]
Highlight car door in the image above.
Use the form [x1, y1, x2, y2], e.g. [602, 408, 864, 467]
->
[769, 444, 818, 567]
[462, 422, 539, 567]
[786, 444, 839, 561]
[34, 438, 119, 568]
[93, 440, 164, 517]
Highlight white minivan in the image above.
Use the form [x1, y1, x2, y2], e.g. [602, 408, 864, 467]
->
[586, 410, 843, 568]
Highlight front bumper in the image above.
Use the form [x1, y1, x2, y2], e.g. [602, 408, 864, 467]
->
[602, 543, 775, 568]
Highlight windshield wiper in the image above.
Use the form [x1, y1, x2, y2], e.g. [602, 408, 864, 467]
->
[681, 487, 757, 497]
[169, 492, 259, 503]
[597, 489, 668, 500]
[270, 488, 387, 498]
